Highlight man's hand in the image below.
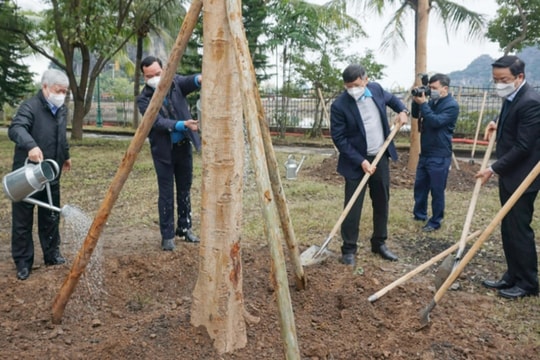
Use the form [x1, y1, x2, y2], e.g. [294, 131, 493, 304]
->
[28, 147, 43, 163]
[396, 111, 409, 127]
[475, 168, 493, 185]
[185, 119, 199, 131]
[361, 159, 375, 175]
[412, 93, 427, 104]
[63, 159, 72, 172]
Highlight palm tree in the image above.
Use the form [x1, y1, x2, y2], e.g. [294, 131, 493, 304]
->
[335, 0, 486, 169]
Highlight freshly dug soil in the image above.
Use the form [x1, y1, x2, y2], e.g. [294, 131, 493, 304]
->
[0, 150, 537, 360]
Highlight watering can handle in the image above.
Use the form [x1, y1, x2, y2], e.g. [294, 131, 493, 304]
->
[43, 159, 60, 180]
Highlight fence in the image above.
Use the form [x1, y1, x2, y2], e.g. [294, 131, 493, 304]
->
[84, 86, 539, 138]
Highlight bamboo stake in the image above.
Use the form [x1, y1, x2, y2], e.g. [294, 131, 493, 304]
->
[227, 2, 300, 359]
[226, 9, 306, 291]
[470, 91, 488, 160]
[51, 0, 203, 324]
[316, 87, 338, 154]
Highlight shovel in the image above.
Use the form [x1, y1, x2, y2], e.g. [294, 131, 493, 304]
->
[300, 122, 402, 266]
[433, 131, 496, 290]
[420, 160, 540, 327]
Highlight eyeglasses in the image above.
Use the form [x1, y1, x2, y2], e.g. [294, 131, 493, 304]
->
[492, 76, 517, 84]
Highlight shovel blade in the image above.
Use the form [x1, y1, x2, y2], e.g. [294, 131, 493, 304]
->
[300, 245, 335, 266]
[434, 254, 455, 290]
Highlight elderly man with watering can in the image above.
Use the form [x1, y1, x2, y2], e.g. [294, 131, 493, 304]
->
[7, 69, 72, 280]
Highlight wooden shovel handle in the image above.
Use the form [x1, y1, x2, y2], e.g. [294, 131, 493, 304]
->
[455, 132, 496, 258]
[368, 230, 481, 302]
[315, 123, 402, 256]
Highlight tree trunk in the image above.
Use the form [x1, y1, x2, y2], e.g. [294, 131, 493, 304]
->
[408, 0, 429, 171]
[70, 99, 86, 140]
[190, 0, 246, 354]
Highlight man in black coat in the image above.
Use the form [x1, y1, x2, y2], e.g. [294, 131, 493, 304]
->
[330, 64, 409, 266]
[137, 56, 202, 251]
[8, 69, 72, 280]
[476, 55, 540, 299]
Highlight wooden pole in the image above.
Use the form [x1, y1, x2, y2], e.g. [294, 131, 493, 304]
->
[470, 91, 488, 160]
[226, 5, 306, 291]
[367, 230, 480, 302]
[227, 1, 300, 359]
[51, 0, 203, 324]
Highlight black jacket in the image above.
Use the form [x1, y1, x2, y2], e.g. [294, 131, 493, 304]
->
[493, 82, 540, 193]
[8, 90, 70, 177]
[137, 74, 201, 164]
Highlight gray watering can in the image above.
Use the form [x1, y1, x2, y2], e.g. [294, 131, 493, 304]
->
[284, 154, 306, 180]
[2, 158, 65, 213]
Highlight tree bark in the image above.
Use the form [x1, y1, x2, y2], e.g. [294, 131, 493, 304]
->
[190, 0, 247, 354]
[408, 0, 429, 171]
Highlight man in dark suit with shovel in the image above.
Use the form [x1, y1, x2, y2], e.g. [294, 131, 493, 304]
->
[476, 55, 540, 299]
[330, 64, 409, 266]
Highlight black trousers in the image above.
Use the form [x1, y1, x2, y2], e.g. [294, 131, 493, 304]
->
[341, 156, 390, 255]
[152, 141, 193, 240]
[11, 182, 61, 270]
[499, 184, 539, 292]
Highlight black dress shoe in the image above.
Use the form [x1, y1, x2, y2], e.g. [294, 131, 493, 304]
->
[16, 267, 30, 280]
[422, 224, 439, 232]
[340, 254, 356, 266]
[372, 244, 398, 261]
[182, 229, 200, 243]
[161, 238, 176, 251]
[498, 286, 539, 299]
[45, 254, 66, 266]
[482, 279, 513, 290]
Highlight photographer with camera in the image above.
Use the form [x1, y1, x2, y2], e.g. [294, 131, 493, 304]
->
[411, 73, 459, 232]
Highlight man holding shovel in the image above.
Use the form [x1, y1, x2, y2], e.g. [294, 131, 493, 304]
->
[330, 64, 409, 266]
[476, 55, 540, 299]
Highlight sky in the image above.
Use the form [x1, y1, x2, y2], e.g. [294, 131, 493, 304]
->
[16, 0, 502, 88]
[305, 0, 502, 88]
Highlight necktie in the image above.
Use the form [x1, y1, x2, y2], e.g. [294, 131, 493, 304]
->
[497, 99, 511, 141]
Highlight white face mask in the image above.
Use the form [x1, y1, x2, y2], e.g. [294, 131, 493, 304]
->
[347, 86, 365, 100]
[48, 93, 66, 108]
[146, 76, 161, 89]
[429, 90, 441, 100]
[495, 82, 516, 98]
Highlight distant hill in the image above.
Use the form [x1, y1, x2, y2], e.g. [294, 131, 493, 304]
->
[448, 46, 540, 87]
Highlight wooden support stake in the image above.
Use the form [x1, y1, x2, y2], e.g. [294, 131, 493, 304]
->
[471, 91, 488, 160]
[227, 1, 300, 359]
[51, 0, 203, 324]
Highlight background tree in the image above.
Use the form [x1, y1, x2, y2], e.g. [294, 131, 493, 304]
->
[351, 0, 485, 169]
[5, 0, 181, 140]
[267, 0, 363, 137]
[487, 0, 540, 55]
[130, 0, 186, 129]
[0, 0, 34, 108]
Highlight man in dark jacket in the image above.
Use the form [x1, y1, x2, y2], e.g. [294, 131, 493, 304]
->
[137, 56, 202, 251]
[8, 68, 71, 280]
[411, 73, 459, 232]
[476, 55, 540, 299]
[330, 64, 409, 266]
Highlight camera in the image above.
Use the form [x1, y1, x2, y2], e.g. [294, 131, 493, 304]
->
[411, 73, 431, 97]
